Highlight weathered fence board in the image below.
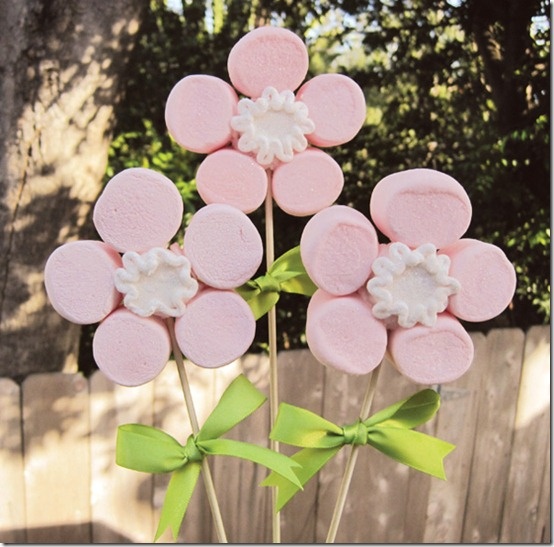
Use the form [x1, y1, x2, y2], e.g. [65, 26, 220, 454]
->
[499, 326, 551, 543]
[89, 370, 155, 543]
[462, 329, 526, 543]
[317, 361, 418, 543]
[211, 355, 272, 544]
[0, 326, 550, 544]
[0, 378, 25, 542]
[279, 349, 325, 544]
[422, 331, 488, 543]
[22, 373, 91, 543]
[153, 362, 211, 544]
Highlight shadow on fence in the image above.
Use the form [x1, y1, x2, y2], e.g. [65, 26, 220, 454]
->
[0, 326, 550, 543]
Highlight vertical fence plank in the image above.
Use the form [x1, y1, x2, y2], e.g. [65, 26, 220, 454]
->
[462, 328, 526, 543]
[1, 326, 549, 543]
[152, 362, 209, 544]
[355, 362, 417, 545]
[500, 325, 550, 542]
[537, 438, 551, 543]
[89, 370, 155, 543]
[422, 332, 488, 542]
[22, 373, 91, 543]
[152, 362, 188, 543]
[314, 364, 368, 543]
[402, 418, 436, 542]
[194, 359, 243, 544]
[209, 355, 272, 543]
[356, 361, 426, 544]
[153, 360, 243, 543]
[315, 359, 417, 543]
[280, 349, 326, 543]
[0, 378, 26, 542]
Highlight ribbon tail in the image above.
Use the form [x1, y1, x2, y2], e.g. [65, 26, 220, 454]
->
[198, 375, 267, 441]
[247, 291, 280, 320]
[366, 427, 455, 479]
[154, 462, 202, 542]
[200, 438, 303, 488]
[262, 446, 341, 511]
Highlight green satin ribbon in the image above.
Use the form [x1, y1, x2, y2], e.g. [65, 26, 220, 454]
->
[236, 245, 317, 319]
[116, 374, 302, 541]
[262, 389, 455, 511]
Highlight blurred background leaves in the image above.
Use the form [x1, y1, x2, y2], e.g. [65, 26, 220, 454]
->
[104, 0, 550, 355]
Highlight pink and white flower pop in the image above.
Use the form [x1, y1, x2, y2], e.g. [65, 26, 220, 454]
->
[44, 168, 263, 386]
[164, 26, 367, 216]
[300, 168, 517, 384]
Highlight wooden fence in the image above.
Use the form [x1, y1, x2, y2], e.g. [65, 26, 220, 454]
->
[0, 326, 550, 543]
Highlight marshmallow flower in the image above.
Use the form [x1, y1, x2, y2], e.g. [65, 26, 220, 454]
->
[300, 168, 517, 384]
[45, 168, 263, 387]
[165, 26, 366, 216]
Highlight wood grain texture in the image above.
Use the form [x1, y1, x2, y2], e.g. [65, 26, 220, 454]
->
[22, 372, 91, 543]
[89, 370, 155, 543]
[0, 378, 26, 542]
[500, 326, 550, 543]
[1, 327, 549, 543]
[462, 328, 526, 543]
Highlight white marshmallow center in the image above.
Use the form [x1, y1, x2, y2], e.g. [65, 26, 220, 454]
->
[366, 242, 460, 328]
[231, 86, 315, 166]
[115, 247, 198, 318]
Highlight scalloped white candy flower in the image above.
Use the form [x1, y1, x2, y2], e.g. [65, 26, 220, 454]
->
[231, 86, 315, 166]
[114, 247, 199, 318]
[366, 242, 461, 328]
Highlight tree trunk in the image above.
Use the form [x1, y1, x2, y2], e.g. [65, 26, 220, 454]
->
[465, 0, 541, 133]
[0, 0, 148, 378]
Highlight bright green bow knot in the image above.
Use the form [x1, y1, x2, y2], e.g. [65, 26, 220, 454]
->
[236, 245, 317, 319]
[262, 389, 455, 511]
[116, 374, 302, 541]
[341, 420, 368, 445]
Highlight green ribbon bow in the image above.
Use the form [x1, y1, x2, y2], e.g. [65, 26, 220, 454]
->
[262, 389, 455, 511]
[236, 245, 317, 319]
[116, 375, 302, 541]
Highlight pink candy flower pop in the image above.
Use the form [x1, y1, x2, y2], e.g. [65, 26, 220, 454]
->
[300, 168, 517, 384]
[44, 168, 263, 387]
[164, 26, 367, 216]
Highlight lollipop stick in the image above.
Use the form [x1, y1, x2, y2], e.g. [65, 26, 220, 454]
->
[325, 364, 382, 543]
[264, 175, 281, 543]
[166, 318, 229, 543]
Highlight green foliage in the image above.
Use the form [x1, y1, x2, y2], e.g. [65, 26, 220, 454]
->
[105, 0, 550, 357]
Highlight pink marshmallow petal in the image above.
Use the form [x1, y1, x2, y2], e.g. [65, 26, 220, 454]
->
[44, 240, 122, 325]
[227, 26, 309, 97]
[174, 289, 255, 368]
[272, 149, 344, 216]
[184, 203, 263, 289]
[297, 74, 366, 147]
[442, 238, 517, 322]
[300, 205, 379, 295]
[306, 289, 387, 375]
[388, 313, 474, 384]
[369, 169, 472, 249]
[93, 308, 171, 387]
[165, 75, 238, 153]
[196, 148, 268, 213]
[93, 168, 183, 253]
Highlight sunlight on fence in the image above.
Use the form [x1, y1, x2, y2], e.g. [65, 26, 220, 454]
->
[0, 326, 550, 543]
